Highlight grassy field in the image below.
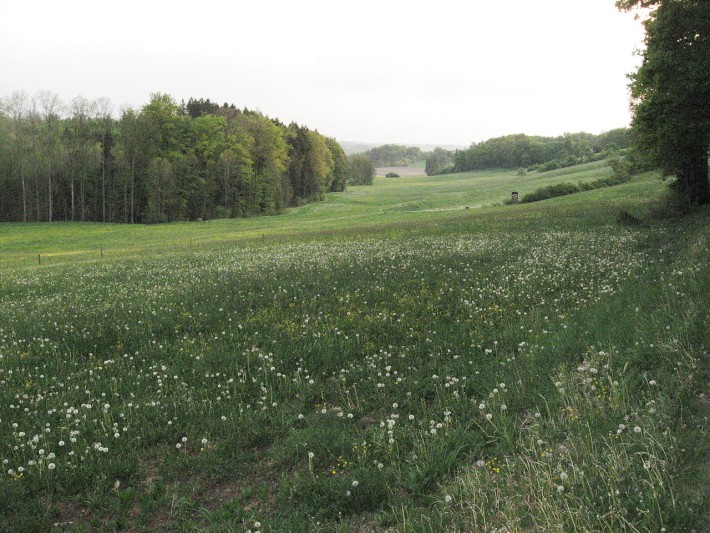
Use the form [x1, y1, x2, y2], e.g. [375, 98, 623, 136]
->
[1, 160, 630, 268]
[0, 163, 708, 532]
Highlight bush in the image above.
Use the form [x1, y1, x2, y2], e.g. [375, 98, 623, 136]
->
[538, 160, 562, 172]
[521, 182, 580, 203]
[608, 157, 635, 182]
[521, 169, 634, 204]
[385, 172, 400, 178]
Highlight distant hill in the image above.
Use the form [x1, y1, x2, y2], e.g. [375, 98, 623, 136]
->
[339, 141, 381, 156]
[339, 141, 467, 156]
[412, 143, 468, 152]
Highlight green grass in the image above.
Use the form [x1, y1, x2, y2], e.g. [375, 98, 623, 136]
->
[0, 162, 707, 532]
[0, 160, 625, 268]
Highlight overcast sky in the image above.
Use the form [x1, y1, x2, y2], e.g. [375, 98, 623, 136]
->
[0, 0, 645, 146]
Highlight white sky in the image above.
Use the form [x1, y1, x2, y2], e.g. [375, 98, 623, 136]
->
[0, 0, 645, 146]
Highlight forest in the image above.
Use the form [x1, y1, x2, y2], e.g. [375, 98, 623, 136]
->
[426, 129, 631, 175]
[0, 93, 348, 223]
[359, 144, 425, 167]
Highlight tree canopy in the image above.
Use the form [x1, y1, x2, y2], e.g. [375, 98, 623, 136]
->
[347, 154, 375, 185]
[0, 92, 347, 223]
[618, 0, 710, 205]
[442, 130, 629, 174]
[360, 144, 425, 167]
[425, 147, 453, 176]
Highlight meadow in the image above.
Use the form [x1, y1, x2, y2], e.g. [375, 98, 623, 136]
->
[1, 160, 621, 268]
[0, 162, 708, 532]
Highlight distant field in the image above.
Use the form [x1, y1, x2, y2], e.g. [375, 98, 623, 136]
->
[0, 161, 708, 531]
[376, 166, 426, 177]
[0, 160, 658, 268]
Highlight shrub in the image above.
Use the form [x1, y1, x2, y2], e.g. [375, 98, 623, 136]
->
[538, 160, 561, 172]
[385, 172, 400, 178]
[521, 182, 579, 203]
[608, 157, 635, 183]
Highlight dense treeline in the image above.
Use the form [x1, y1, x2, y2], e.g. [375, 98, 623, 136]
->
[426, 129, 630, 175]
[0, 92, 347, 223]
[360, 144, 425, 167]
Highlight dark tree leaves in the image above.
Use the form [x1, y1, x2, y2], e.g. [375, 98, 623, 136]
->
[619, 0, 710, 205]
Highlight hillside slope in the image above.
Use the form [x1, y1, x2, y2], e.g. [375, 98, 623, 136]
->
[0, 162, 707, 531]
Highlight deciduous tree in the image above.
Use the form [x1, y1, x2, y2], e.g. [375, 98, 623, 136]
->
[325, 137, 348, 192]
[618, 0, 710, 205]
[348, 154, 375, 185]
